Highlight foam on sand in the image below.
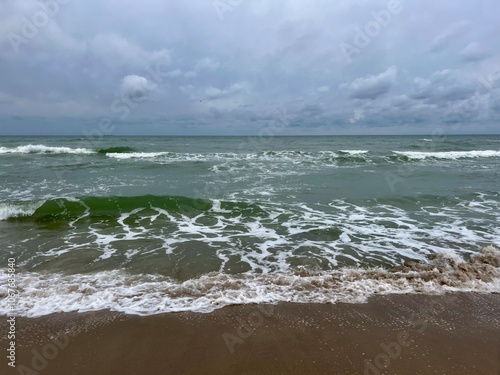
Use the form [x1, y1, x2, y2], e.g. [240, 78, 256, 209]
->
[1, 246, 498, 317]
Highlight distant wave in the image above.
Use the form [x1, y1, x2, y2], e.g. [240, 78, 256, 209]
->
[0, 246, 498, 317]
[0, 144, 94, 154]
[393, 150, 500, 160]
[97, 146, 136, 154]
[2, 144, 498, 164]
[107, 149, 500, 164]
[106, 151, 172, 159]
[106, 150, 371, 163]
[337, 150, 369, 155]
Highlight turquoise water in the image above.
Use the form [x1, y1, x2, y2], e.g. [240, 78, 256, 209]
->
[0, 135, 499, 316]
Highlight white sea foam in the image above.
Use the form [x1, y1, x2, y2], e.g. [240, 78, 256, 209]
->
[0, 201, 42, 220]
[0, 246, 498, 317]
[0, 144, 94, 154]
[106, 151, 242, 161]
[106, 150, 368, 162]
[394, 150, 500, 160]
[4, 194, 499, 276]
[106, 152, 171, 159]
[338, 150, 369, 155]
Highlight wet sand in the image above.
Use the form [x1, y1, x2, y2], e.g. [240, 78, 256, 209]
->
[1, 293, 500, 375]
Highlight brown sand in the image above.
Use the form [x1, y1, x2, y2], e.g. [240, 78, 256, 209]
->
[2, 293, 500, 375]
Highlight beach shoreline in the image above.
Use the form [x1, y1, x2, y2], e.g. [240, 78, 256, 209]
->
[2, 292, 499, 375]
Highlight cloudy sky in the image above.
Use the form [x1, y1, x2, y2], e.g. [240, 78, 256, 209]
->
[1, 0, 499, 135]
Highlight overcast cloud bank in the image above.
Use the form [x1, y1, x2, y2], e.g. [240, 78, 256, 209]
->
[0, 0, 499, 135]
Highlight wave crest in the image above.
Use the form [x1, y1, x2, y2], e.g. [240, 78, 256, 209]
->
[97, 146, 135, 154]
[3, 195, 212, 222]
[0, 144, 94, 154]
[393, 150, 500, 160]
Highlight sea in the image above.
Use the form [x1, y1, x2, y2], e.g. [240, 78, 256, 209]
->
[0, 135, 499, 317]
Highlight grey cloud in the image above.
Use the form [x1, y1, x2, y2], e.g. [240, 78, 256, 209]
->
[195, 57, 220, 71]
[410, 69, 475, 103]
[89, 33, 171, 67]
[341, 66, 398, 100]
[120, 75, 154, 100]
[0, 92, 13, 104]
[204, 83, 246, 100]
[460, 41, 488, 62]
[184, 71, 197, 78]
[165, 69, 182, 78]
[430, 20, 470, 52]
[490, 92, 500, 113]
[299, 104, 324, 117]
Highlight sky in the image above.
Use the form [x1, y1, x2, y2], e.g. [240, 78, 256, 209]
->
[0, 0, 499, 135]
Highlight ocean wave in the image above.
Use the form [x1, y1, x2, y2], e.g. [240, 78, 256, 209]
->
[393, 150, 500, 160]
[1, 144, 498, 165]
[337, 150, 369, 155]
[0, 201, 44, 220]
[6, 145, 496, 164]
[105, 150, 371, 164]
[2, 195, 212, 221]
[97, 146, 136, 154]
[0, 246, 498, 317]
[106, 151, 173, 159]
[0, 144, 95, 155]
[106, 149, 500, 164]
[2, 193, 499, 277]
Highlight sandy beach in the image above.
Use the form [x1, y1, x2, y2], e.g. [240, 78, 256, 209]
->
[2, 292, 499, 375]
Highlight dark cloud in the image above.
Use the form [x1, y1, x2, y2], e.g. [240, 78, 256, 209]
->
[410, 70, 475, 103]
[299, 104, 324, 117]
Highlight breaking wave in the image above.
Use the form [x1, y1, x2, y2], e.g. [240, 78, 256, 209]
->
[1, 195, 212, 222]
[0, 201, 44, 221]
[393, 150, 500, 160]
[97, 146, 136, 154]
[0, 144, 95, 154]
[1, 145, 498, 165]
[0, 246, 498, 317]
[105, 149, 500, 164]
